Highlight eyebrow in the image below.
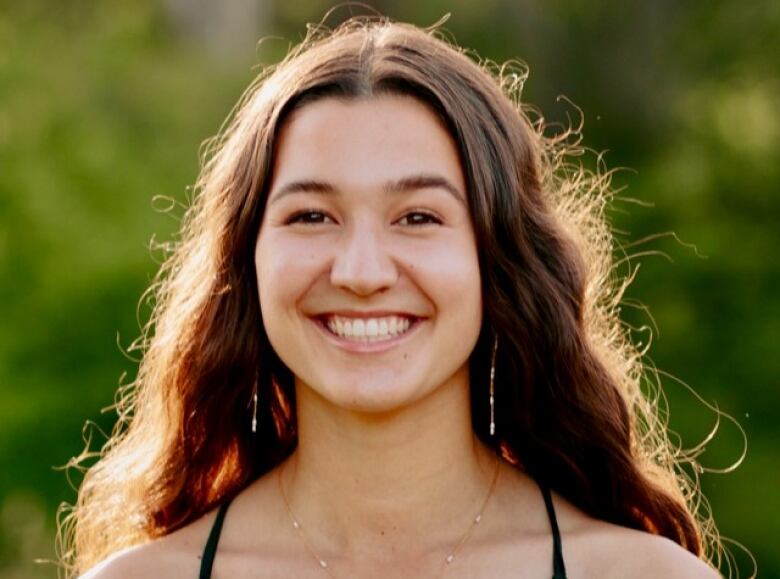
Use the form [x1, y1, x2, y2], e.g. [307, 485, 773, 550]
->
[267, 173, 465, 205]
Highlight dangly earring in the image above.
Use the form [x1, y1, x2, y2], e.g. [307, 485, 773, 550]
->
[490, 336, 498, 436]
[251, 382, 259, 433]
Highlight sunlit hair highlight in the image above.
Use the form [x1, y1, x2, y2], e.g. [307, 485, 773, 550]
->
[57, 15, 723, 577]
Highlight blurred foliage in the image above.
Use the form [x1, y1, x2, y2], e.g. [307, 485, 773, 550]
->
[0, 1, 777, 577]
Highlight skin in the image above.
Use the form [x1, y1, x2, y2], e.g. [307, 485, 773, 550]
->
[82, 96, 720, 579]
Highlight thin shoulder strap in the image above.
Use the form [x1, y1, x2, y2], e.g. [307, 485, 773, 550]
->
[540, 484, 568, 579]
[199, 501, 231, 579]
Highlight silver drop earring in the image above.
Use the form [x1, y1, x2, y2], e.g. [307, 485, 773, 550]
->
[490, 336, 498, 436]
[251, 384, 258, 433]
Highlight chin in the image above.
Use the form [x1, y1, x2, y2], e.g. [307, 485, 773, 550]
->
[302, 376, 427, 415]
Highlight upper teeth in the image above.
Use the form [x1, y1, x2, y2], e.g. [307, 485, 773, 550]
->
[326, 315, 413, 341]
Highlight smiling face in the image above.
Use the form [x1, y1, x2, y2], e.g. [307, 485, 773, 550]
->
[255, 95, 482, 414]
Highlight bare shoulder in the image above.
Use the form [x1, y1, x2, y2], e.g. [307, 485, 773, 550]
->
[77, 542, 172, 579]
[595, 526, 720, 579]
[79, 469, 288, 579]
[549, 491, 720, 579]
[78, 508, 219, 579]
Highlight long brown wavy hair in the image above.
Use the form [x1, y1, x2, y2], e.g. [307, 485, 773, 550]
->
[58, 15, 719, 576]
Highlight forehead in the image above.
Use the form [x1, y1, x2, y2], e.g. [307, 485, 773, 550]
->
[269, 95, 466, 196]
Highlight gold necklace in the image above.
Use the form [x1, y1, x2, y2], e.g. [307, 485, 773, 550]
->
[278, 455, 500, 578]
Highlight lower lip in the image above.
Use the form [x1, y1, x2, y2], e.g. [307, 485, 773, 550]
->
[310, 317, 424, 353]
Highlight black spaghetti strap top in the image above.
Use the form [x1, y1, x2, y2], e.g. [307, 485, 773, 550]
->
[199, 497, 228, 579]
[541, 484, 568, 579]
[199, 482, 568, 578]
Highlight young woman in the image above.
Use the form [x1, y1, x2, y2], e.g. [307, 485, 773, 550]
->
[64, 16, 722, 579]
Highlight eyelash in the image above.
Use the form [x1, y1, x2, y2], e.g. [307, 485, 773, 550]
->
[285, 210, 333, 225]
[285, 209, 442, 226]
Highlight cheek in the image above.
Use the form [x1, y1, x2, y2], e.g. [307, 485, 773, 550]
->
[451, 258, 482, 324]
[255, 234, 326, 310]
[450, 245, 482, 327]
[410, 239, 482, 316]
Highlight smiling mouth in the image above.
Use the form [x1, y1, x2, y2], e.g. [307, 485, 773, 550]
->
[317, 314, 420, 343]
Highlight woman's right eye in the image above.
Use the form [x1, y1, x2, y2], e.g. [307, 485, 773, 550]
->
[285, 210, 333, 225]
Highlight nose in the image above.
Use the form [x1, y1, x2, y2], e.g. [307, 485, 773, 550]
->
[330, 219, 399, 296]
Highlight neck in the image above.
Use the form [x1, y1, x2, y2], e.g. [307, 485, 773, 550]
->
[281, 367, 498, 562]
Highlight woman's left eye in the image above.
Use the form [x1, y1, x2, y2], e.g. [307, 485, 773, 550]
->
[397, 211, 442, 226]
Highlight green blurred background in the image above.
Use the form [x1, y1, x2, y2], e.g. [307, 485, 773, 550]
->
[1, 1, 777, 577]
